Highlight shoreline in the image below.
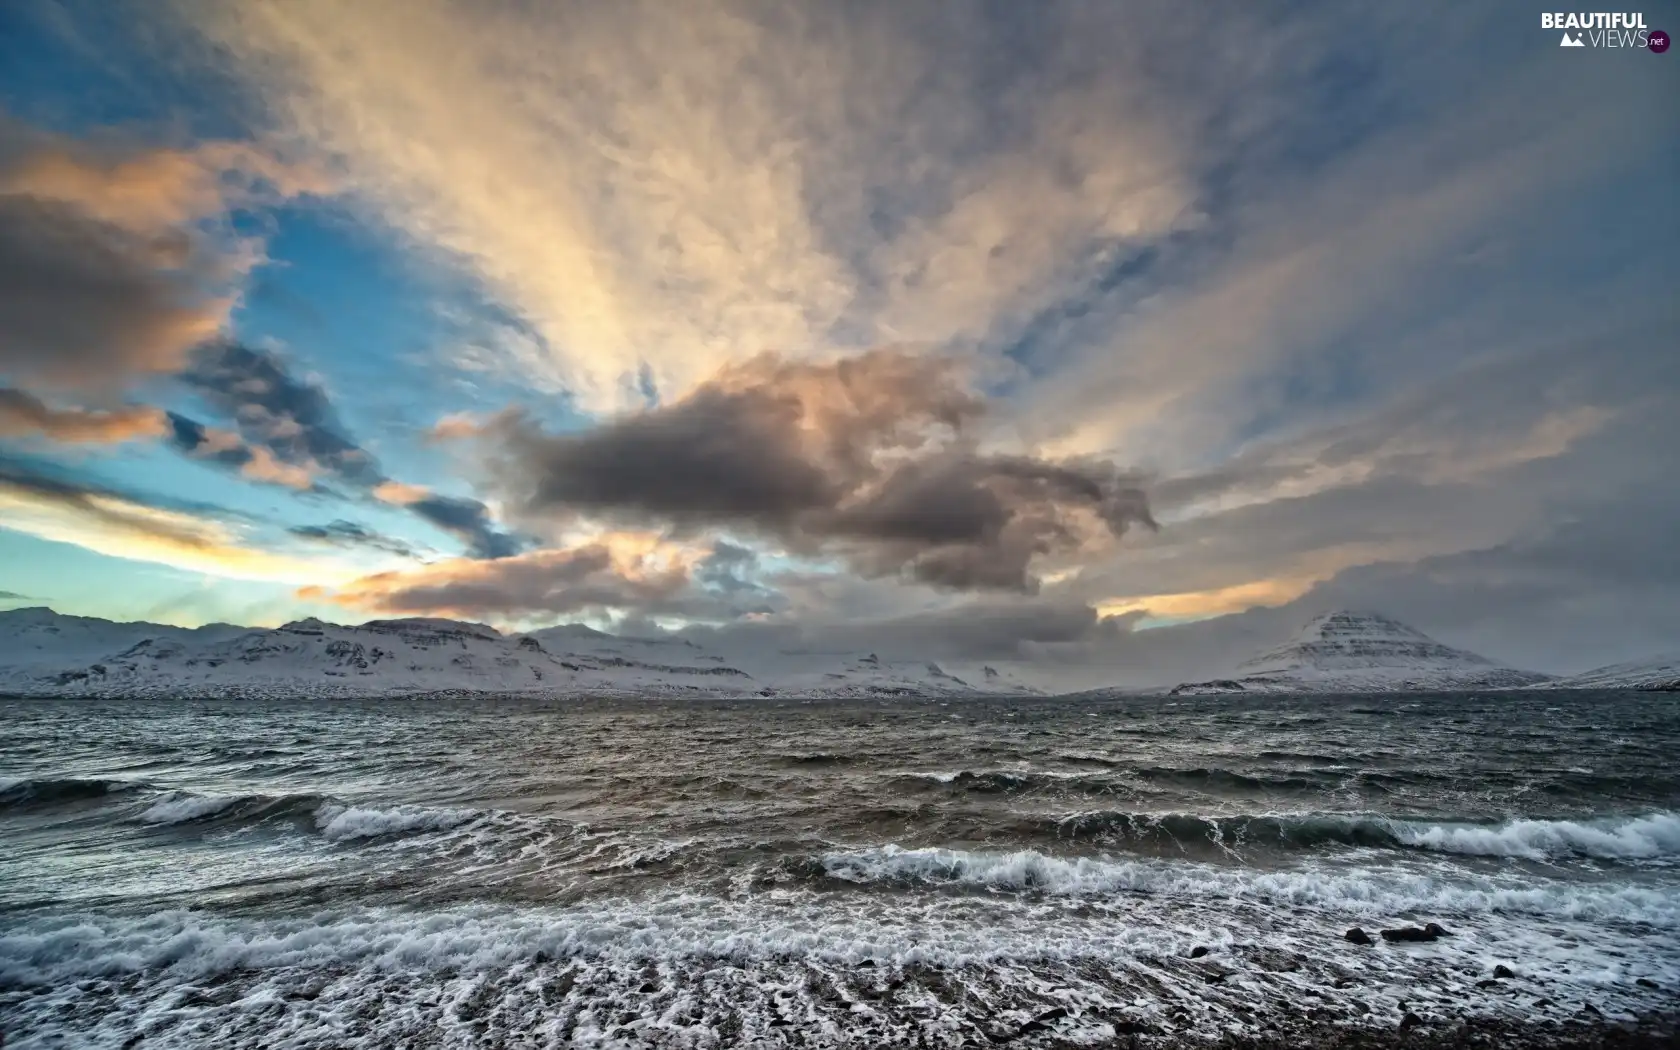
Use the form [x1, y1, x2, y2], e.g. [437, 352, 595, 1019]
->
[1085, 1012, 1680, 1048]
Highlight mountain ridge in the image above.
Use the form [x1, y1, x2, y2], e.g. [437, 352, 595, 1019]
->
[0, 607, 1040, 699]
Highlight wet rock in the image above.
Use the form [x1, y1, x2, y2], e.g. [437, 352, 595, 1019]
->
[1424, 923, 1451, 938]
[1112, 1018, 1152, 1035]
[1344, 927, 1373, 946]
[1492, 964, 1515, 979]
[1204, 972, 1227, 985]
[1400, 1012, 1424, 1031]
[1380, 926, 1441, 943]
[1581, 1003, 1601, 1016]
[1636, 977, 1659, 990]
[1476, 979, 1501, 990]
[122, 1037, 144, 1050]
[1010, 1007, 1070, 1039]
[857, 959, 876, 968]
[638, 982, 657, 994]
[1189, 945, 1210, 959]
[1534, 998, 1554, 1008]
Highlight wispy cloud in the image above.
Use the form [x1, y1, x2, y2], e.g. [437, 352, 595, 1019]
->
[0, 461, 365, 584]
[182, 0, 1197, 411]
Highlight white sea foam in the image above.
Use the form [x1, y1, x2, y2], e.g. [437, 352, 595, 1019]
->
[1, 893, 1674, 1049]
[137, 792, 242, 824]
[313, 802, 480, 842]
[1390, 812, 1680, 862]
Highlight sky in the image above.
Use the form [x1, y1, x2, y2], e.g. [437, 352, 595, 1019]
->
[1, 0, 1676, 686]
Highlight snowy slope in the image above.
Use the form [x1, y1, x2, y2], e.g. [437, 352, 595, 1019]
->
[1543, 655, 1680, 691]
[0, 608, 1037, 698]
[1167, 611, 1552, 694]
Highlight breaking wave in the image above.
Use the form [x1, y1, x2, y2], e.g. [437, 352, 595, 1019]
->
[1394, 811, 1680, 862]
[814, 844, 1680, 924]
[313, 803, 481, 842]
[1001, 809, 1680, 862]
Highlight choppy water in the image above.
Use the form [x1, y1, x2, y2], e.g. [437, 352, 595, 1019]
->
[2, 690, 1677, 1047]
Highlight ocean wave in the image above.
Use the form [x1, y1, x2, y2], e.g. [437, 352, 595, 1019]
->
[1393, 812, 1680, 862]
[0, 776, 133, 809]
[1023, 810, 1680, 862]
[313, 802, 481, 842]
[137, 792, 246, 824]
[1025, 810, 1401, 853]
[814, 844, 1680, 924]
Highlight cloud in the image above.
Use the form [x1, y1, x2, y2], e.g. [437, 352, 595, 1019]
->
[306, 532, 707, 619]
[175, 341, 524, 555]
[287, 519, 416, 558]
[0, 590, 35, 600]
[0, 387, 169, 443]
[181, 1, 1198, 410]
[404, 494, 522, 560]
[165, 411, 316, 490]
[176, 340, 380, 488]
[0, 459, 356, 585]
[481, 349, 1153, 591]
[0, 115, 323, 393]
[0, 193, 229, 390]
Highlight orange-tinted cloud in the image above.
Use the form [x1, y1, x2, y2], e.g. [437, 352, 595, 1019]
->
[305, 531, 703, 618]
[0, 464, 361, 585]
[0, 387, 169, 443]
[0, 116, 325, 392]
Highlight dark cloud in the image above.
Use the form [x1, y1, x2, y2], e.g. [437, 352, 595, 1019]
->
[177, 341, 380, 488]
[287, 520, 417, 558]
[176, 342, 523, 555]
[0, 590, 36, 600]
[486, 350, 1155, 592]
[406, 494, 523, 560]
[0, 193, 220, 391]
[0, 387, 168, 443]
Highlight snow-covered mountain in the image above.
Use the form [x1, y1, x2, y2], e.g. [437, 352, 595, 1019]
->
[0, 608, 1039, 699]
[1542, 655, 1680, 691]
[1167, 610, 1553, 694]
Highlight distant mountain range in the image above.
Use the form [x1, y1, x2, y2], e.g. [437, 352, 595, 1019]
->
[0, 607, 1038, 699]
[1, 606, 1671, 698]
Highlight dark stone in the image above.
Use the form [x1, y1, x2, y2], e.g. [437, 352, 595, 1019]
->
[1636, 977, 1660, 989]
[1189, 945, 1210, 959]
[122, 1037, 144, 1050]
[1424, 923, 1451, 938]
[1012, 1007, 1070, 1039]
[1476, 979, 1501, 990]
[1204, 972, 1227, 985]
[1113, 1019, 1152, 1035]
[1492, 964, 1515, 979]
[638, 982, 657, 994]
[1344, 927, 1374, 945]
[858, 959, 876, 968]
[1400, 1012, 1424, 1030]
[1534, 998, 1554, 1008]
[1581, 1003, 1601, 1016]
[1380, 926, 1441, 943]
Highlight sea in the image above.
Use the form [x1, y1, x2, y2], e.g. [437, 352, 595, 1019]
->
[1, 690, 1676, 1047]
